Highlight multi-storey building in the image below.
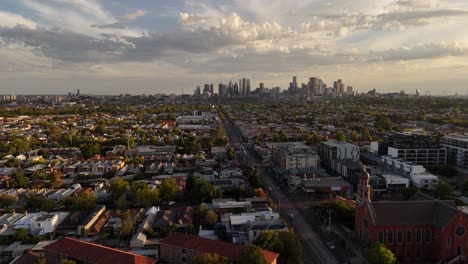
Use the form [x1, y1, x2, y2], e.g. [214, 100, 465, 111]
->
[441, 134, 468, 169]
[372, 132, 447, 167]
[271, 142, 319, 171]
[319, 140, 360, 170]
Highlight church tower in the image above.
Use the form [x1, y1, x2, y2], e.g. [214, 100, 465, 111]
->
[357, 165, 371, 205]
[355, 165, 371, 242]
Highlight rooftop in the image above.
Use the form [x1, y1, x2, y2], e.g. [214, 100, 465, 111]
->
[160, 232, 278, 263]
[43, 237, 156, 264]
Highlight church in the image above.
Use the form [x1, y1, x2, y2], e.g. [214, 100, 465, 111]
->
[355, 166, 468, 263]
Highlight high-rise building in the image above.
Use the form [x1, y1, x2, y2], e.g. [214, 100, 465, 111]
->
[194, 86, 201, 96]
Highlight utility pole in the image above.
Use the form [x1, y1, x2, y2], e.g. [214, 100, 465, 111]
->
[328, 209, 332, 233]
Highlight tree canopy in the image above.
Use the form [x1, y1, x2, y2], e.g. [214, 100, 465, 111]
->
[365, 243, 396, 264]
[190, 253, 231, 264]
[239, 245, 268, 264]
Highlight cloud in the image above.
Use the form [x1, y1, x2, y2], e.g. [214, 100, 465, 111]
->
[0, 10, 38, 28]
[91, 22, 125, 29]
[123, 9, 146, 21]
[0, 26, 131, 63]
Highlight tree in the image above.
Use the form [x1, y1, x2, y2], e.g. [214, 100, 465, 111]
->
[335, 130, 346, 141]
[80, 142, 100, 159]
[191, 180, 221, 203]
[365, 243, 396, 264]
[361, 127, 372, 141]
[135, 187, 161, 207]
[0, 194, 18, 208]
[239, 245, 267, 264]
[110, 177, 129, 200]
[436, 182, 454, 199]
[375, 116, 393, 131]
[159, 178, 180, 202]
[254, 231, 303, 263]
[190, 253, 230, 264]
[185, 174, 197, 192]
[41, 199, 56, 212]
[9, 172, 29, 188]
[116, 195, 129, 210]
[73, 191, 97, 211]
[204, 210, 218, 228]
[13, 228, 29, 242]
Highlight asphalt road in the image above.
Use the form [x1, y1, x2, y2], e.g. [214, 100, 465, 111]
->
[222, 119, 339, 264]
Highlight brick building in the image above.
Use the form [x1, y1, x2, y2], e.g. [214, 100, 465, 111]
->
[355, 166, 468, 263]
[159, 232, 279, 264]
[43, 237, 156, 264]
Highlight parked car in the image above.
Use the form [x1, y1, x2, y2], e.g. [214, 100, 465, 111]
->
[326, 242, 335, 250]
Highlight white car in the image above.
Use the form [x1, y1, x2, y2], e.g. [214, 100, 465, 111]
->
[326, 242, 336, 250]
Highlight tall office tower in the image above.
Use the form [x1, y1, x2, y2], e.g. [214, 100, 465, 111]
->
[203, 84, 210, 95]
[77, 89, 80, 97]
[209, 84, 214, 96]
[347, 86, 353, 96]
[194, 86, 201, 96]
[334, 79, 344, 96]
[289, 76, 298, 95]
[309, 77, 321, 96]
[218, 83, 226, 97]
[246, 79, 251, 96]
[271, 87, 281, 97]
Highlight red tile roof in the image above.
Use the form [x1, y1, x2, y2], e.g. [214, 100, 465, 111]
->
[44, 237, 156, 264]
[160, 232, 279, 263]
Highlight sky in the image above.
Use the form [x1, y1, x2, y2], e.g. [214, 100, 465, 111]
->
[1, 0, 468, 95]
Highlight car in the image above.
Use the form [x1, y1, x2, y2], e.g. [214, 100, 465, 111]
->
[326, 242, 336, 250]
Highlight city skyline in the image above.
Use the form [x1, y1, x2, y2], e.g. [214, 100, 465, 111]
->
[2, 0, 468, 95]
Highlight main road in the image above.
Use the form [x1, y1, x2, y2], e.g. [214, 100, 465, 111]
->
[222, 118, 339, 264]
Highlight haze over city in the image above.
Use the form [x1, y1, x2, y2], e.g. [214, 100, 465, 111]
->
[1, 0, 468, 95]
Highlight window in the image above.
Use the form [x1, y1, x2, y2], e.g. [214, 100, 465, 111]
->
[407, 230, 412, 243]
[416, 230, 422, 243]
[182, 257, 187, 263]
[456, 226, 465, 237]
[397, 231, 403, 243]
[182, 249, 186, 253]
[457, 246, 462, 256]
[425, 230, 431, 243]
[387, 231, 393, 244]
[378, 231, 384, 243]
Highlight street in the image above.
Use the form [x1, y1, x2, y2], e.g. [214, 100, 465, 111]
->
[222, 119, 339, 264]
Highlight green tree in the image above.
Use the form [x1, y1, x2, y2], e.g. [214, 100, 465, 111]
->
[135, 187, 161, 207]
[9, 172, 29, 188]
[0, 194, 18, 208]
[239, 245, 267, 264]
[254, 231, 302, 264]
[186, 174, 197, 192]
[116, 195, 129, 210]
[375, 116, 393, 131]
[204, 210, 218, 228]
[335, 130, 346, 141]
[159, 178, 180, 202]
[13, 228, 29, 242]
[365, 243, 396, 264]
[80, 142, 100, 159]
[361, 127, 372, 141]
[8, 138, 30, 154]
[191, 180, 221, 203]
[73, 191, 97, 211]
[41, 199, 56, 212]
[436, 182, 454, 199]
[190, 253, 231, 264]
[110, 177, 129, 200]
